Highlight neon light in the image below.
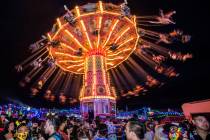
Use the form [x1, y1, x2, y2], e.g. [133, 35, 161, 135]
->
[107, 52, 122, 56]
[102, 20, 119, 48]
[97, 16, 102, 48]
[79, 86, 85, 98]
[47, 33, 52, 41]
[99, 1, 103, 13]
[77, 67, 84, 72]
[52, 30, 60, 40]
[134, 35, 140, 50]
[53, 63, 84, 74]
[106, 56, 124, 61]
[123, 48, 133, 51]
[107, 48, 132, 56]
[100, 56, 110, 96]
[100, 56, 105, 84]
[84, 57, 88, 87]
[80, 96, 116, 100]
[118, 37, 135, 49]
[92, 55, 96, 96]
[58, 59, 83, 63]
[107, 63, 114, 66]
[74, 12, 99, 20]
[55, 52, 82, 58]
[60, 43, 77, 51]
[56, 18, 62, 28]
[80, 20, 93, 49]
[51, 23, 68, 40]
[67, 63, 84, 69]
[75, 6, 80, 17]
[65, 30, 88, 51]
[114, 27, 130, 43]
[134, 16, 137, 26]
[103, 11, 120, 16]
[104, 11, 135, 25]
[106, 37, 139, 70]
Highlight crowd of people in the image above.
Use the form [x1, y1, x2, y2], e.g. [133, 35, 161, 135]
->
[0, 104, 209, 140]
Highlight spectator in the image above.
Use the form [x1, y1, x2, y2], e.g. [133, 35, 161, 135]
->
[0, 114, 8, 131]
[154, 124, 168, 140]
[57, 116, 69, 140]
[191, 114, 210, 140]
[144, 121, 155, 140]
[78, 130, 89, 140]
[29, 117, 41, 140]
[44, 118, 62, 140]
[125, 121, 144, 140]
[0, 120, 15, 140]
[15, 123, 29, 140]
[93, 123, 108, 140]
[105, 116, 117, 140]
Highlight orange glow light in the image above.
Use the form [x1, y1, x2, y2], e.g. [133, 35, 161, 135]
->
[102, 20, 119, 48]
[65, 30, 88, 51]
[80, 20, 93, 49]
[56, 18, 62, 28]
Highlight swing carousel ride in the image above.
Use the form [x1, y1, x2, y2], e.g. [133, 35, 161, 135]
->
[15, 1, 192, 116]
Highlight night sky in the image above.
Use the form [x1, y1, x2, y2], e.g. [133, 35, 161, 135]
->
[0, 0, 210, 110]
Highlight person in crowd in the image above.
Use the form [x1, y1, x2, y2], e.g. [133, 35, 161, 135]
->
[2, 103, 210, 140]
[92, 116, 102, 136]
[93, 123, 108, 140]
[154, 124, 169, 140]
[125, 120, 144, 140]
[77, 120, 92, 140]
[38, 120, 48, 140]
[78, 130, 89, 140]
[44, 118, 62, 140]
[179, 121, 192, 140]
[15, 123, 29, 140]
[82, 119, 94, 139]
[105, 116, 117, 140]
[0, 114, 9, 131]
[69, 117, 79, 140]
[144, 121, 155, 140]
[191, 114, 210, 140]
[29, 117, 41, 140]
[57, 116, 69, 140]
[0, 120, 15, 140]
